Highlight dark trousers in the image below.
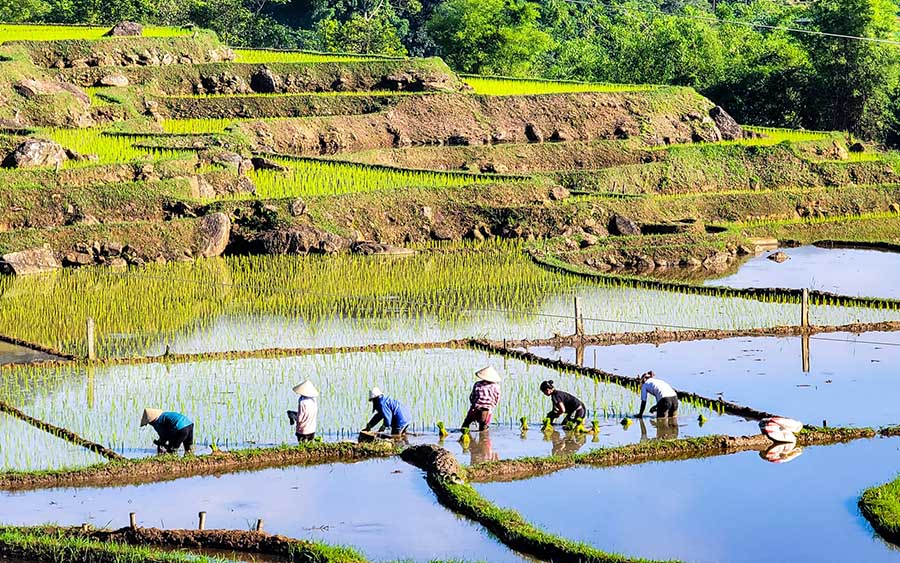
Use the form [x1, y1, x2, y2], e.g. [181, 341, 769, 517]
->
[296, 433, 315, 442]
[157, 424, 194, 452]
[656, 396, 679, 418]
[462, 407, 492, 431]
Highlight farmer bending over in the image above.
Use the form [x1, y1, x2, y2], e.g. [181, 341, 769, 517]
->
[288, 380, 319, 442]
[637, 371, 679, 418]
[462, 366, 502, 431]
[540, 380, 587, 425]
[363, 387, 411, 436]
[141, 408, 194, 454]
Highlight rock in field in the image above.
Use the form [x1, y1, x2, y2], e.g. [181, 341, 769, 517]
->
[768, 251, 790, 263]
[97, 74, 129, 87]
[609, 215, 641, 236]
[14, 79, 90, 106]
[0, 246, 61, 275]
[250, 68, 280, 93]
[2, 139, 68, 169]
[709, 106, 743, 141]
[105, 21, 143, 36]
[197, 213, 231, 258]
[251, 156, 289, 172]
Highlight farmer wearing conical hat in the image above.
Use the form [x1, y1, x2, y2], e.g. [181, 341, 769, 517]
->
[362, 387, 411, 436]
[287, 380, 319, 442]
[540, 380, 587, 426]
[462, 366, 502, 431]
[141, 408, 194, 454]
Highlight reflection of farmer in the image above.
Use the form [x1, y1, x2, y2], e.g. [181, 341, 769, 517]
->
[548, 429, 587, 456]
[363, 387, 411, 436]
[469, 429, 500, 465]
[462, 366, 502, 431]
[637, 371, 679, 418]
[287, 380, 319, 442]
[760, 442, 803, 463]
[540, 380, 587, 425]
[141, 408, 194, 454]
[638, 417, 680, 441]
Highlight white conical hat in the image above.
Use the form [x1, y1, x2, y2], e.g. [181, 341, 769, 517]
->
[369, 387, 383, 400]
[292, 380, 319, 397]
[475, 366, 501, 383]
[141, 408, 162, 427]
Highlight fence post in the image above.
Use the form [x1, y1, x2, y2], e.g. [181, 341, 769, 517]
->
[129, 512, 137, 530]
[198, 511, 206, 531]
[801, 289, 809, 329]
[86, 317, 96, 361]
[255, 519, 264, 532]
[574, 297, 584, 337]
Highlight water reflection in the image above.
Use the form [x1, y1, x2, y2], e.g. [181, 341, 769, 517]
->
[760, 442, 803, 464]
[638, 418, 680, 441]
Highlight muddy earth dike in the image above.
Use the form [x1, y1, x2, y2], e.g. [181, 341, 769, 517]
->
[0, 525, 369, 563]
[0, 441, 398, 491]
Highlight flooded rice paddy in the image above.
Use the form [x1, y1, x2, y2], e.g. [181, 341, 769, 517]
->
[0, 413, 105, 472]
[530, 330, 900, 428]
[707, 245, 900, 299]
[0, 458, 532, 563]
[0, 342, 56, 366]
[475, 437, 900, 563]
[1, 348, 749, 464]
[1, 252, 898, 358]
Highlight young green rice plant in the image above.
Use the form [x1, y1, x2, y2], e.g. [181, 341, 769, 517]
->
[437, 421, 449, 438]
[233, 48, 392, 64]
[462, 75, 659, 96]
[519, 416, 528, 433]
[698, 414, 709, 426]
[541, 418, 553, 433]
[0, 24, 190, 43]
[459, 426, 471, 448]
[37, 128, 186, 167]
[621, 417, 633, 429]
[161, 118, 246, 134]
[245, 156, 508, 199]
[742, 125, 833, 143]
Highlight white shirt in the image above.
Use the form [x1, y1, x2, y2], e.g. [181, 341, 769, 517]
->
[641, 379, 677, 402]
[295, 397, 318, 435]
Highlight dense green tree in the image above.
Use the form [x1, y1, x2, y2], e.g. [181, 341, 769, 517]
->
[427, 0, 552, 75]
[0, 0, 51, 22]
[804, 0, 900, 138]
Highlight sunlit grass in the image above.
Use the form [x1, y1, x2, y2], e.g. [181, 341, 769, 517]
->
[38, 129, 186, 166]
[233, 48, 390, 64]
[463, 75, 658, 96]
[0, 24, 191, 44]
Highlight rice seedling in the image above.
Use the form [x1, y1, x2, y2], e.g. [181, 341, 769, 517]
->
[459, 427, 471, 448]
[245, 156, 507, 199]
[519, 417, 528, 432]
[0, 348, 723, 457]
[37, 128, 187, 167]
[163, 90, 413, 99]
[0, 412, 106, 471]
[437, 421, 449, 438]
[462, 75, 659, 96]
[0, 24, 191, 44]
[233, 48, 393, 64]
[1, 248, 898, 359]
[742, 125, 833, 142]
[541, 418, 553, 433]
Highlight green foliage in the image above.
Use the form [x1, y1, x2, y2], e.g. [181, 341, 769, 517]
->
[427, 0, 551, 76]
[0, 0, 51, 23]
[316, 11, 407, 56]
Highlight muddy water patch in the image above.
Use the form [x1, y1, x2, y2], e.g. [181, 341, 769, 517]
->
[532, 331, 900, 428]
[0, 459, 531, 563]
[707, 245, 900, 299]
[474, 437, 900, 563]
[2, 348, 748, 462]
[0, 343, 57, 366]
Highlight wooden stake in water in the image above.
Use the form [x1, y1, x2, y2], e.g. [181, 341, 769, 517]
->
[86, 317, 96, 361]
[801, 334, 810, 373]
[256, 519, 264, 532]
[801, 289, 810, 329]
[574, 297, 584, 337]
[129, 512, 137, 530]
[198, 511, 206, 531]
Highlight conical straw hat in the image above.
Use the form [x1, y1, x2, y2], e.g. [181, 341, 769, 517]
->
[369, 387, 383, 400]
[141, 408, 162, 427]
[292, 380, 319, 397]
[475, 366, 501, 383]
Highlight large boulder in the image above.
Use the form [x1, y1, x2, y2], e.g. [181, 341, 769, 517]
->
[197, 213, 231, 258]
[250, 68, 280, 93]
[14, 79, 90, 106]
[609, 215, 641, 236]
[256, 226, 349, 255]
[97, 74, 129, 87]
[2, 139, 68, 169]
[709, 106, 743, 141]
[105, 22, 143, 36]
[0, 246, 61, 275]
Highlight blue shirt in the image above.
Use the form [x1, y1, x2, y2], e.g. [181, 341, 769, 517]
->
[376, 396, 410, 428]
[151, 411, 192, 434]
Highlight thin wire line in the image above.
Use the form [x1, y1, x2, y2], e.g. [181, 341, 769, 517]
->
[560, 0, 900, 46]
